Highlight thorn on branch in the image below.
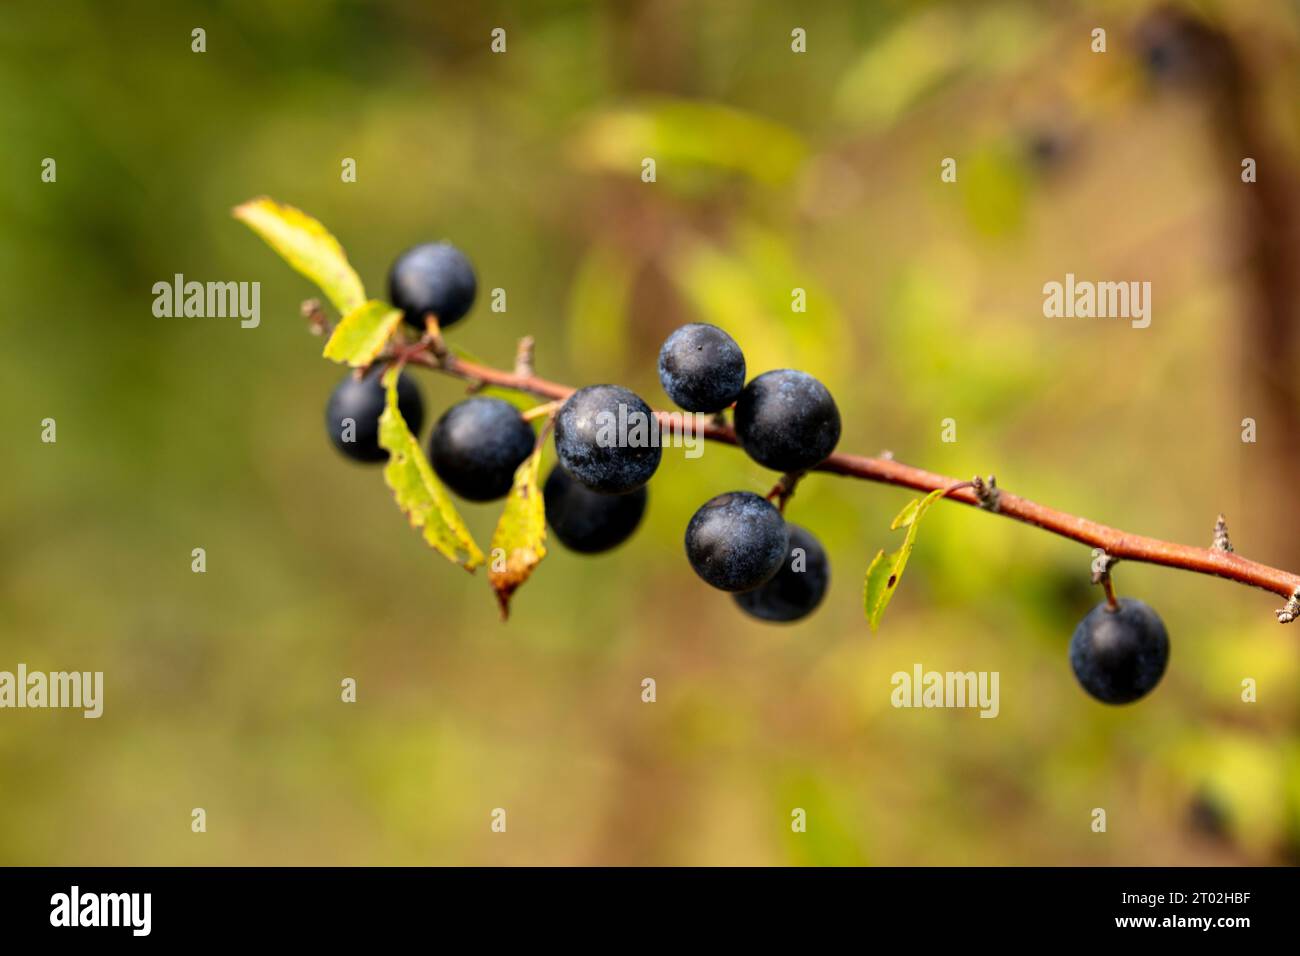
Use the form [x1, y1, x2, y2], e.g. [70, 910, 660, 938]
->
[972, 474, 1000, 512]
[514, 336, 536, 378]
[1275, 588, 1300, 624]
[302, 298, 330, 337]
[1211, 513, 1234, 553]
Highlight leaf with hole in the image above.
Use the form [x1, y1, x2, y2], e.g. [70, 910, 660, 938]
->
[863, 487, 949, 631]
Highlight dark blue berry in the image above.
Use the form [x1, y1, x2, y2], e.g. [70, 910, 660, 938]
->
[734, 524, 829, 622]
[554, 384, 661, 495]
[388, 242, 477, 330]
[733, 369, 841, 473]
[428, 397, 535, 501]
[657, 322, 746, 412]
[544, 466, 647, 554]
[685, 491, 788, 592]
[326, 367, 423, 463]
[1069, 598, 1170, 704]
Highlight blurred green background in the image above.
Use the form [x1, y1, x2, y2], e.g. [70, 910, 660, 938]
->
[2, 0, 1299, 865]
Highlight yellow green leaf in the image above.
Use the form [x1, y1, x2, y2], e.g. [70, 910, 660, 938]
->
[565, 244, 636, 381]
[378, 367, 483, 572]
[233, 197, 366, 315]
[488, 447, 546, 620]
[863, 487, 949, 631]
[323, 300, 404, 367]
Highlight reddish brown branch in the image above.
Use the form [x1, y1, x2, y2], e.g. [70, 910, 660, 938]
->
[394, 341, 1300, 605]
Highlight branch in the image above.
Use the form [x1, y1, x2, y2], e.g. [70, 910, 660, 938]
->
[385, 329, 1300, 609]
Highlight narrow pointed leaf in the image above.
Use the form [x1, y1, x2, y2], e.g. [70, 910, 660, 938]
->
[378, 367, 483, 572]
[488, 447, 547, 620]
[863, 487, 949, 630]
[233, 197, 366, 315]
[323, 299, 404, 367]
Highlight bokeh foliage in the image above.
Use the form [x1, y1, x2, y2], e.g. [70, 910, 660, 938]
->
[1, 0, 1298, 865]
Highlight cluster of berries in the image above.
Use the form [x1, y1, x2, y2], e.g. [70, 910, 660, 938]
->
[323, 242, 835, 623]
[322, 240, 1172, 693]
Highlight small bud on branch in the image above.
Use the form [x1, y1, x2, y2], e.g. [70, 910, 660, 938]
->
[972, 474, 1000, 512]
[1211, 513, 1233, 553]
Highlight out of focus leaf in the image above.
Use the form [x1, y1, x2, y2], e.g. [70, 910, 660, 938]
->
[960, 146, 1027, 236]
[488, 447, 546, 620]
[666, 228, 851, 380]
[378, 367, 483, 572]
[566, 244, 636, 380]
[1168, 733, 1287, 857]
[779, 771, 872, 865]
[573, 97, 808, 186]
[233, 196, 366, 314]
[323, 300, 404, 367]
[864, 487, 949, 630]
[834, 10, 960, 129]
[833, 7, 1041, 130]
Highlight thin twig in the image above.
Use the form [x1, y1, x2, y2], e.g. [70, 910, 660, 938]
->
[340, 309, 1300, 608]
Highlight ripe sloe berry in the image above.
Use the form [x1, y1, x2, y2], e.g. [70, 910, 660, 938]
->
[733, 369, 841, 473]
[326, 367, 423, 463]
[388, 242, 477, 330]
[685, 491, 788, 592]
[544, 466, 647, 554]
[734, 524, 829, 622]
[429, 397, 535, 502]
[554, 384, 661, 495]
[657, 322, 746, 413]
[1069, 598, 1170, 704]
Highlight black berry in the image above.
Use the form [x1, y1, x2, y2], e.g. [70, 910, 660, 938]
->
[544, 466, 647, 554]
[657, 322, 746, 412]
[388, 242, 477, 330]
[1069, 598, 1170, 704]
[685, 491, 788, 592]
[325, 367, 423, 463]
[733, 369, 841, 473]
[428, 397, 535, 502]
[554, 384, 661, 495]
[734, 524, 829, 622]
